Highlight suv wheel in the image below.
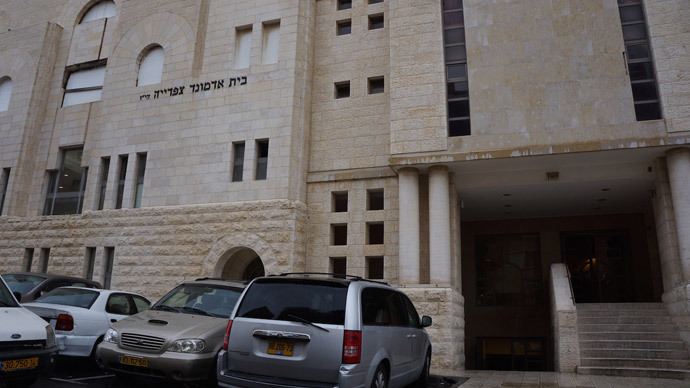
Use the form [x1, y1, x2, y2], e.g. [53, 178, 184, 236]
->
[371, 363, 388, 388]
[415, 351, 431, 387]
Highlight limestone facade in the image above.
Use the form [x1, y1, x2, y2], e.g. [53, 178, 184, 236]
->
[0, 0, 689, 373]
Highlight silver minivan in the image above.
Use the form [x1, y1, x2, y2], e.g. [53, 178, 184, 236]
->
[217, 274, 432, 388]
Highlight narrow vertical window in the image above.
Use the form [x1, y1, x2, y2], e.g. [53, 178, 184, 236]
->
[330, 257, 347, 279]
[134, 153, 147, 208]
[103, 247, 114, 289]
[43, 148, 88, 215]
[232, 142, 245, 182]
[115, 155, 128, 209]
[84, 247, 96, 279]
[98, 157, 110, 210]
[0, 77, 12, 112]
[255, 140, 269, 180]
[618, 0, 661, 120]
[39, 248, 50, 273]
[261, 22, 280, 65]
[23, 248, 34, 272]
[0, 168, 9, 215]
[366, 256, 384, 279]
[137, 46, 164, 86]
[443, 0, 471, 136]
[235, 27, 252, 69]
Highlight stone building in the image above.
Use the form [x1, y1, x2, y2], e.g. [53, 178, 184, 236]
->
[0, 0, 689, 376]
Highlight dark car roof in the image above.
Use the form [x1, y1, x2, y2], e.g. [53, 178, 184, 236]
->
[4, 272, 103, 286]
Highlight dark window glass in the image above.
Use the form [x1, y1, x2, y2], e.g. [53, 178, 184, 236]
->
[43, 149, 88, 215]
[367, 189, 384, 210]
[448, 81, 469, 98]
[85, 247, 96, 279]
[369, 14, 384, 30]
[449, 119, 471, 137]
[631, 81, 658, 101]
[2, 273, 43, 294]
[236, 279, 348, 325]
[634, 102, 662, 121]
[134, 153, 147, 208]
[626, 43, 650, 60]
[107, 294, 133, 315]
[445, 45, 467, 62]
[444, 28, 465, 45]
[115, 156, 127, 209]
[256, 140, 268, 180]
[337, 20, 351, 35]
[367, 257, 384, 279]
[628, 61, 654, 81]
[447, 64, 467, 80]
[619, 4, 644, 23]
[401, 294, 421, 327]
[98, 157, 109, 210]
[133, 296, 151, 313]
[331, 257, 346, 278]
[449, 100, 470, 118]
[622, 23, 646, 41]
[332, 224, 347, 245]
[361, 288, 406, 326]
[333, 192, 348, 212]
[0, 168, 9, 215]
[367, 222, 384, 244]
[335, 82, 350, 99]
[443, 11, 464, 27]
[369, 0, 383, 3]
[442, 0, 463, 11]
[338, 0, 352, 10]
[104, 247, 114, 289]
[369, 77, 385, 94]
[232, 142, 245, 182]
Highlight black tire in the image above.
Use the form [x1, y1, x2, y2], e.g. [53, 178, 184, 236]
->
[370, 363, 388, 388]
[5, 377, 38, 387]
[415, 351, 431, 387]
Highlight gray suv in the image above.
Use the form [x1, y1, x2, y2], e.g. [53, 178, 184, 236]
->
[217, 273, 432, 388]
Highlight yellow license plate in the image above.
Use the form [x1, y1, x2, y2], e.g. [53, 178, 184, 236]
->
[1, 357, 38, 371]
[119, 355, 149, 367]
[267, 340, 294, 357]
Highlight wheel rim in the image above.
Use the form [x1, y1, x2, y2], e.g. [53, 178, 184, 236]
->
[374, 369, 386, 388]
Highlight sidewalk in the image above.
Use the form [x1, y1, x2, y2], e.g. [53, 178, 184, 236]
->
[445, 371, 690, 388]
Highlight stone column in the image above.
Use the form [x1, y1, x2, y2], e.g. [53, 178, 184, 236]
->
[399, 168, 420, 284]
[652, 158, 684, 291]
[666, 148, 690, 283]
[429, 165, 451, 285]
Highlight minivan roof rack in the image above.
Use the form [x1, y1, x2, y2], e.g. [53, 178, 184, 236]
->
[273, 272, 388, 285]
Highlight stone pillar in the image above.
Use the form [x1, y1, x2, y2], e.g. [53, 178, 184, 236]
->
[652, 158, 684, 291]
[399, 168, 420, 284]
[429, 165, 451, 285]
[666, 148, 690, 283]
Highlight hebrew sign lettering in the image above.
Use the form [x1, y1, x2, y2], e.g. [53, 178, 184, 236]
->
[139, 76, 248, 101]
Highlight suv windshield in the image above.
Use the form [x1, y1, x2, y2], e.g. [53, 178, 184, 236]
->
[2, 274, 46, 294]
[0, 278, 19, 308]
[36, 288, 99, 308]
[236, 278, 347, 325]
[152, 283, 242, 318]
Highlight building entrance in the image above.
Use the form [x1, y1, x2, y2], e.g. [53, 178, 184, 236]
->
[219, 247, 265, 281]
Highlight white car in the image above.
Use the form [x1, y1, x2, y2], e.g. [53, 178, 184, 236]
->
[23, 287, 150, 358]
[0, 275, 58, 387]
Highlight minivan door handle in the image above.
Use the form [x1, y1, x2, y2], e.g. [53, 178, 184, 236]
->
[253, 330, 311, 342]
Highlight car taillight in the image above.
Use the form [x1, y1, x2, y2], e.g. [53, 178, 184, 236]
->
[223, 320, 233, 351]
[342, 330, 361, 364]
[56, 314, 74, 331]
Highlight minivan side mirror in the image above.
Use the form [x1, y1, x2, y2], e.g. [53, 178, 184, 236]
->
[13, 291, 21, 303]
[421, 315, 432, 328]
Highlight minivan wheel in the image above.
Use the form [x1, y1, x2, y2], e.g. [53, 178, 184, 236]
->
[415, 351, 431, 387]
[371, 364, 388, 388]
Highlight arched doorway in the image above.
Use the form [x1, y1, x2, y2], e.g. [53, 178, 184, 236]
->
[219, 247, 265, 281]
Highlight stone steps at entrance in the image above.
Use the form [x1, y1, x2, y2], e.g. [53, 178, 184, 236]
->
[576, 303, 690, 380]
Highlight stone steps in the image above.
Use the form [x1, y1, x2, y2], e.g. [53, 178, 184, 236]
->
[576, 303, 690, 380]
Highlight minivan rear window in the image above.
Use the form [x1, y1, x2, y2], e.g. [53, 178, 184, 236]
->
[236, 279, 347, 325]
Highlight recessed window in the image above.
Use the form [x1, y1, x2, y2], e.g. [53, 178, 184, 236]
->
[232, 142, 245, 182]
[337, 19, 351, 36]
[97, 157, 109, 210]
[137, 46, 164, 86]
[133, 153, 147, 208]
[331, 224, 347, 246]
[368, 14, 384, 30]
[330, 257, 347, 279]
[0, 168, 9, 215]
[369, 0, 383, 4]
[0, 77, 12, 112]
[80, 0, 116, 23]
[235, 27, 252, 69]
[443, 0, 471, 136]
[23, 248, 34, 272]
[255, 140, 269, 180]
[366, 256, 384, 279]
[332, 192, 348, 212]
[335, 81, 350, 99]
[368, 77, 384, 94]
[337, 0, 352, 10]
[367, 189, 384, 210]
[44, 148, 88, 215]
[115, 155, 128, 209]
[84, 247, 96, 279]
[63, 63, 106, 107]
[261, 22, 280, 65]
[103, 247, 114, 289]
[39, 248, 50, 273]
[367, 222, 384, 245]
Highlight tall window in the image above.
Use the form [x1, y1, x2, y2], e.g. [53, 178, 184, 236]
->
[261, 22, 280, 65]
[134, 153, 147, 208]
[255, 140, 269, 180]
[137, 46, 164, 86]
[80, 0, 116, 23]
[235, 27, 252, 69]
[44, 148, 88, 215]
[103, 247, 114, 289]
[63, 63, 106, 107]
[0, 77, 12, 112]
[442, 0, 471, 136]
[84, 247, 96, 279]
[39, 248, 50, 273]
[98, 157, 110, 210]
[23, 248, 34, 272]
[232, 142, 245, 182]
[618, 0, 661, 121]
[0, 168, 9, 215]
[115, 155, 128, 209]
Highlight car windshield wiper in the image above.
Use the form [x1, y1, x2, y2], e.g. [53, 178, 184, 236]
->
[152, 305, 181, 313]
[287, 314, 329, 332]
[179, 307, 213, 317]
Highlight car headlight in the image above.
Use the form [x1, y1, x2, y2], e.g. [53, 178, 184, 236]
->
[168, 339, 205, 353]
[104, 328, 119, 344]
[45, 325, 56, 349]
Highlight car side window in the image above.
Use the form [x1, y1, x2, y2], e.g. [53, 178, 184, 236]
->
[132, 295, 151, 313]
[362, 287, 390, 326]
[107, 294, 133, 315]
[387, 291, 408, 327]
[401, 293, 421, 328]
[41, 281, 69, 295]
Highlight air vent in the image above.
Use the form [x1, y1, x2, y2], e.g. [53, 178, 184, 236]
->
[148, 319, 168, 326]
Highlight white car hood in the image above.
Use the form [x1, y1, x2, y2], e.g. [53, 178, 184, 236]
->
[0, 307, 48, 340]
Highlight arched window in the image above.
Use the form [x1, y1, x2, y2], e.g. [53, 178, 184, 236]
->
[0, 77, 12, 112]
[137, 46, 164, 86]
[80, 1, 116, 23]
